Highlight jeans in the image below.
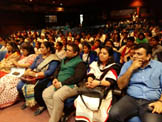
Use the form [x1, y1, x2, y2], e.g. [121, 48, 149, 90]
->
[17, 80, 25, 97]
[109, 95, 162, 122]
[128, 116, 141, 122]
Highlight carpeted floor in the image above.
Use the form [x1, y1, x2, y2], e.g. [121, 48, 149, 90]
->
[0, 101, 49, 122]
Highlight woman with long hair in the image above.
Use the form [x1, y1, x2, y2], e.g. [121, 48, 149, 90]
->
[17, 42, 60, 115]
[75, 46, 118, 122]
[0, 42, 36, 108]
[0, 41, 20, 78]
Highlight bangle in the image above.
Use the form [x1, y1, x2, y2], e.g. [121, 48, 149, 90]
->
[99, 81, 102, 85]
[35, 73, 38, 78]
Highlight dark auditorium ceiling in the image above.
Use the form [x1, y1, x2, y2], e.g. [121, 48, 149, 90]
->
[0, 0, 161, 13]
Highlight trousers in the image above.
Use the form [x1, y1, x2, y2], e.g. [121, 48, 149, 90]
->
[109, 95, 162, 122]
[43, 85, 78, 122]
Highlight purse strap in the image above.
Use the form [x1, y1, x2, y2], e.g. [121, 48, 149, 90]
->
[80, 94, 102, 112]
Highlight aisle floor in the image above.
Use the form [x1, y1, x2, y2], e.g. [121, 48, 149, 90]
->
[0, 101, 49, 122]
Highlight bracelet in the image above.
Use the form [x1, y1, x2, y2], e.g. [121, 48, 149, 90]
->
[99, 81, 102, 85]
[35, 73, 38, 78]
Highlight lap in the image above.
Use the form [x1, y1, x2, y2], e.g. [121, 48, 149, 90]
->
[53, 86, 78, 101]
[43, 85, 55, 99]
[109, 95, 139, 120]
[141, 112, 162, 122]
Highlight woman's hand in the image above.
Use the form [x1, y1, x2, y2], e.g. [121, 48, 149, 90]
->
[86, 80, 100, 88]
[24, 69, 35, 77]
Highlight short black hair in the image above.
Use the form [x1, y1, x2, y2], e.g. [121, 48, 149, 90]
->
[127, 37, 135, 42]
[152, 36, 160, 42]
[67, 43, 80, 55]
[82, 41, 91, 50]
[134, 43, 152, 55]
[56, 42, 63, 47]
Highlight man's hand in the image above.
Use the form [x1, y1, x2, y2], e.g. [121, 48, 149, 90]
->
[130, 59, 143, 70]
[149, 101, 162, 114]
[52, 79, 59, 85]
[53, 79, 62, 89]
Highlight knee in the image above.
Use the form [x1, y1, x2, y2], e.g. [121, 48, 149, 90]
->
[109, 106, 121, 121]
[42, 87, 50, 101]
[142, 113, 159, 122]
[17, 81, 24, 93]
[53, 92, 62, 102]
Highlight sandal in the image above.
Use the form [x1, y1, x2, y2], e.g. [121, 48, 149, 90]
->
[34, 106, 45, 116]
[21, 103, 27, 110]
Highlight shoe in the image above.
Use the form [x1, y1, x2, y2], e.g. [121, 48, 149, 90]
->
[21, 103, 27, 110]
[34, 106, 45, 116]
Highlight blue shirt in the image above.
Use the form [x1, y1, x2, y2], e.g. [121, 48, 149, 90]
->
[119, 60, 162, 101]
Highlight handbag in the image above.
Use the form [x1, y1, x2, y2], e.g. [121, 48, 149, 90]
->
[78, 63, 116, 111]
[20, 75, 37, 84]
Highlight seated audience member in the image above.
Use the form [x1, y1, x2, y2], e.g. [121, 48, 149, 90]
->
[0, 41, 20, 78]
[34, 41, 41, 55]
[67, 32, 74, 42]
[0, 42, 36, 108]
[149, 36, 162, 61]
[37, 33, 48, 43]
[136, 32, 148, 44]
[118, 37, 134, 64]
[0, 38, 7, 61]
[104, 40, 120, 63]
[42, 43, 87, 122]
[17, 42, 60, 114]
[120, 31, 128, 47]
[111, 32, 120, 50]
[55, 41, 66, 60]
[75, 46, 118, 122]
[80, 42, 98, 68]
[74, 39, 83, 51]
[61, 38, 67, 50]
[109, 43, 162, 122]
[91, 39, 101, 55]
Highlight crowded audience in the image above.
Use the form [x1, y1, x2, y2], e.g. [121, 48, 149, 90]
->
[0, 18, 162, 122]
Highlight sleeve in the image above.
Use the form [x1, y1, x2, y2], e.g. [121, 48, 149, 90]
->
[118, 60, 132, 78]
[30, 55, 40, 70]
[87, 61, 96, 79]
[61, 62, 87, 85]
[160, 67, 162, 89]
[26, 54, 36, 65]
[118, 46, 125, 54]
[51, 63, 61, 79]
[44, 61, 59, 77]
[105, 68, 118, 86]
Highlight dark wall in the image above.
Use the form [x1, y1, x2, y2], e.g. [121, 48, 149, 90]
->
[0, 11, 81, 37]
[0, 11, 45, 37]
[45, 12, 80, 28]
